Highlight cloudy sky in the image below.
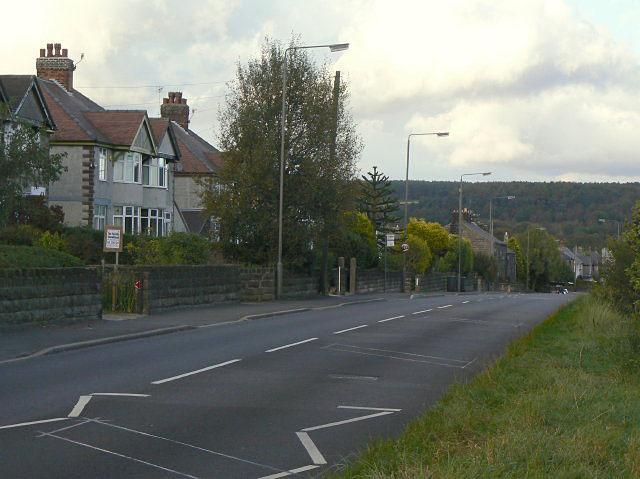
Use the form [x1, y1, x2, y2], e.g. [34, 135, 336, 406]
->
[3, 0, 640, 182]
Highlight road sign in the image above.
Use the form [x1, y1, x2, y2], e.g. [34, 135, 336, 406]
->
[386, 233, 395, 247]
[401, 243, 409, 252]
[103, 226, 123, 252]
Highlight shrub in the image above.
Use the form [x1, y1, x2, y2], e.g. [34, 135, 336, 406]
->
[0, 245, 84, 267]
[62, 227, 136, 265]
[39, 231, 68, 251]
[126, 233, 211, 265]
[0, 224, 42, 246]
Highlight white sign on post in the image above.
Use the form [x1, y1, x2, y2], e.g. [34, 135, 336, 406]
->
[386, 233, 395, 247]
[103, 226, 123, 252]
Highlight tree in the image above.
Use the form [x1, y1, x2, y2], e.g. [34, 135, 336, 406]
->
[387, 233, 432, 274]
[515, 228, 569, 290]
[406, 218, 450, 256]
[507, 236, 526, 282]
[436, 235, 473, 274]
[360, 166, 400, 248]
[201, 38, 361, 266]
[0, 105, 66, 227]
[474, 251, 498, 283]
[332, 211, 377, 269]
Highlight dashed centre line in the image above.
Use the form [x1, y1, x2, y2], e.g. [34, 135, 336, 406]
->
[462, 300, 470, 304]
[265, 338, 318, 353]
[378, 315, 404, 322]
[437, 304, 453, 309]
[411, 309, 432, 315]
[333, 325, 368, 334]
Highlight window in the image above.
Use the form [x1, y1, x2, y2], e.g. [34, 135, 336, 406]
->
[113, 152, 141, 183]
[113, 205, 140, 234]
[93, 205, 106, 230]
[143, 158, 168, 188]
[164, 212, 172, 235]
[98, 148, 107, 181]
[141, 208, 164, 237]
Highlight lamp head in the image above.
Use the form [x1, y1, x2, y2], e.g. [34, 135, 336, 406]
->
[507, 195, 516, 200]
[329, 43, 350, 52]
[482, 172, 492, 176]
[437, 132, 449, 137]
[598, 218, 606, 223]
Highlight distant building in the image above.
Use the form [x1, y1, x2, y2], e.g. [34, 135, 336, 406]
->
[448, 208, 517, 282]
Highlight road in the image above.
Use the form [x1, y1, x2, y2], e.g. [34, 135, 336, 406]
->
[0, 292, 573, 478]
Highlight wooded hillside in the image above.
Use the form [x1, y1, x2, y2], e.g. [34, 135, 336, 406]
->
[388, 181, 639, 249]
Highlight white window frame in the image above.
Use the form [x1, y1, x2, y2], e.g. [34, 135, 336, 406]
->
[141, 208, 165, 237]
[93, 204, 106, 230]
[143, 157, 168, 188]
[113, 205, 140, 234]
[113, 151, 142, 184]
[98, 147, 107, 181]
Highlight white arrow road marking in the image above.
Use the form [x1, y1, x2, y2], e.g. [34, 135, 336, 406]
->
[301, 411, 395, 432]
[295, 432, 327, 464]
[0, 417, 69, 430]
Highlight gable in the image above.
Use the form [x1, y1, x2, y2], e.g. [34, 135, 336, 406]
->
[158, 131, 178, 157]
[131, 120, 155, 154]
[16, 88, 48, 125]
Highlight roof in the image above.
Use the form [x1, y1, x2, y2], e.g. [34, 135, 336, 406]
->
[0, 75, 55, 128]
[83, 111, 147, 146]
[181, 210, 209, 234]
[463, 221, 516, 255]
[172, 122, 221, 174]
[559, 246, 582, 263]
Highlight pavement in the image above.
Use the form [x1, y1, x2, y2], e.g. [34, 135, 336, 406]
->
[0, 291, 450, 363]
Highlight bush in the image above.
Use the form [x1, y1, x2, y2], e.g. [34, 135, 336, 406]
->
[62, 227, 136, 265]
[0, 224, 42, 246]
[39, 231, 68, 251]
[0, 245, 84, 267]
[126, 232, 211, 265]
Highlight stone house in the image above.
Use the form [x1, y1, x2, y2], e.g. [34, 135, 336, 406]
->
[159, 91, 222, 234]
[0, 74, 56, 196]
[449, 209, 517, 282]
[33, 43, 185, 235]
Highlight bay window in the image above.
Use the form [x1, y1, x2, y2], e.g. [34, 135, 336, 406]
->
[113, 205, 140, 234]
[113, 151, 141, 183]
[143, 158, 168, 187]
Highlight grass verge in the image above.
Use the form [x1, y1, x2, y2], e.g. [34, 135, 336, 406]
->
[332, 296, 640, 478]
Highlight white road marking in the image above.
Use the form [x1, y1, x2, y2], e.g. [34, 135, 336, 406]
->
[91, 393, 149, 397]
[333, 325, 367, 334]
[265, 338, 318, 353]
[152, 359, 242, 385]
[38, 431, 200, 479]
[295, 432, 327, 464]
[257, 465, 319, 479]
[411, 309, 432, 315]
[37, 419, 91, 436]
[437, 304, 452, 309]
[68, 395, 92, 417]
[378, 315, 404, 322]
[462, 301, 470, 304]
[87, 418, 284, 471]
[338, 405, 401, 412]
[302, 411, 395, 432]
[326, 344, 467, 368]
[0, 417, 68, 430]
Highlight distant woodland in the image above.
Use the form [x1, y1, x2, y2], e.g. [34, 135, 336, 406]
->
[387, 181, 640, 250]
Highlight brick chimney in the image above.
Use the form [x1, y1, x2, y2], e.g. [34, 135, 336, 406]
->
[161, 91, 189, 129]
[36, 43, 75, 91]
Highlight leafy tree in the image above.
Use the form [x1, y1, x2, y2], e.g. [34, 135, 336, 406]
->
[201, 38, 361, 266]
[507, 236, 526, 282]
[436, 235, 473, 274]
[596, 237, 638, 313]
[0, 105, 66, 227]
[515, 228, 569, 290]
[406, 218, 450, 256]
[474, 251, 497, 283]
[387, 233, 432, 274]
[332, 211, 377, 269]
[360, 166, 400, 248]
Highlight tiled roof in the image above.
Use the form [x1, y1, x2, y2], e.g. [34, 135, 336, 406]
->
[84, 111, 146, 146]
[0, 75, 32, 113]
[171, 123, 220, 174]
[148, 118, 170, 146]
[0, 75, 54, 128]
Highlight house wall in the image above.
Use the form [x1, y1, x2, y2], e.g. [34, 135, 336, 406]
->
[47, 145, 87, 226]
[174, 175, 205, 210]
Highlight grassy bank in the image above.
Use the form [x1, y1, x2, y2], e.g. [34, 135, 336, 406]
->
[333, 296, 640, 478]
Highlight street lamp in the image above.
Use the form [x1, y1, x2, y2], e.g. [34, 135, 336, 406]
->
[458, 172, 491, 292]
[598, 218, 620, 240]
[402, 131, 449, 292]
[277, 42, 349, 298]
[526, 226, 546, 291]
[489, 195, 515, 256]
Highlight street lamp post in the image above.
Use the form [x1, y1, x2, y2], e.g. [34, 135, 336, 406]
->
[402, 132, 449, 292]
[489, 195, 516, 256]
[526, 226, 546, 291]
[458, 172, 491, 292]
[598, 218, 620, 240]
[277, 42, 349, 299]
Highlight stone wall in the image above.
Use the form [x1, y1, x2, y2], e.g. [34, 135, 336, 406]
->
[414, 272, 448, 292]
[281, 270, 320, 299]
[356, 269, 403, 293]
[0, 267, 101, 329]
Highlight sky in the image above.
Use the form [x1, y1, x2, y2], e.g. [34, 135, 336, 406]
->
[3, 0, 640, 183]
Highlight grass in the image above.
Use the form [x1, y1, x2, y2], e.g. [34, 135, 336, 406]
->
[332, 296, 640, 478]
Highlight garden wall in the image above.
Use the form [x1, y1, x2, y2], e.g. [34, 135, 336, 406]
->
[0, 267, 101, 329]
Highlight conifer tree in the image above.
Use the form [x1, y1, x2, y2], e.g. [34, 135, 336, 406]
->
[360, 166, 400, 248]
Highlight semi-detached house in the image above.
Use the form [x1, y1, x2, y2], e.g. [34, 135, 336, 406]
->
[34, 43, 185, 235]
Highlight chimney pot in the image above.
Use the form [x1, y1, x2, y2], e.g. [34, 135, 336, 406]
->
[54, 43, 61, 56]
[181, 98, 187, 104]
[46, 44, 53, 56]
[168, 92, 176, 103]
[163, 98, 169, 104]
[40, 49, 46, 57]
[175, 92, 182, 103]
[62, 48, 68, 57]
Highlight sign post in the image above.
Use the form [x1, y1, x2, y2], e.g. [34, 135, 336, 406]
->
[385, 233, 395, 291]
[103, 226, 123, 311]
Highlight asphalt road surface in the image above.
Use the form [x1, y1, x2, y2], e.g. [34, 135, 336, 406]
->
[0, 292, 574, 478]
